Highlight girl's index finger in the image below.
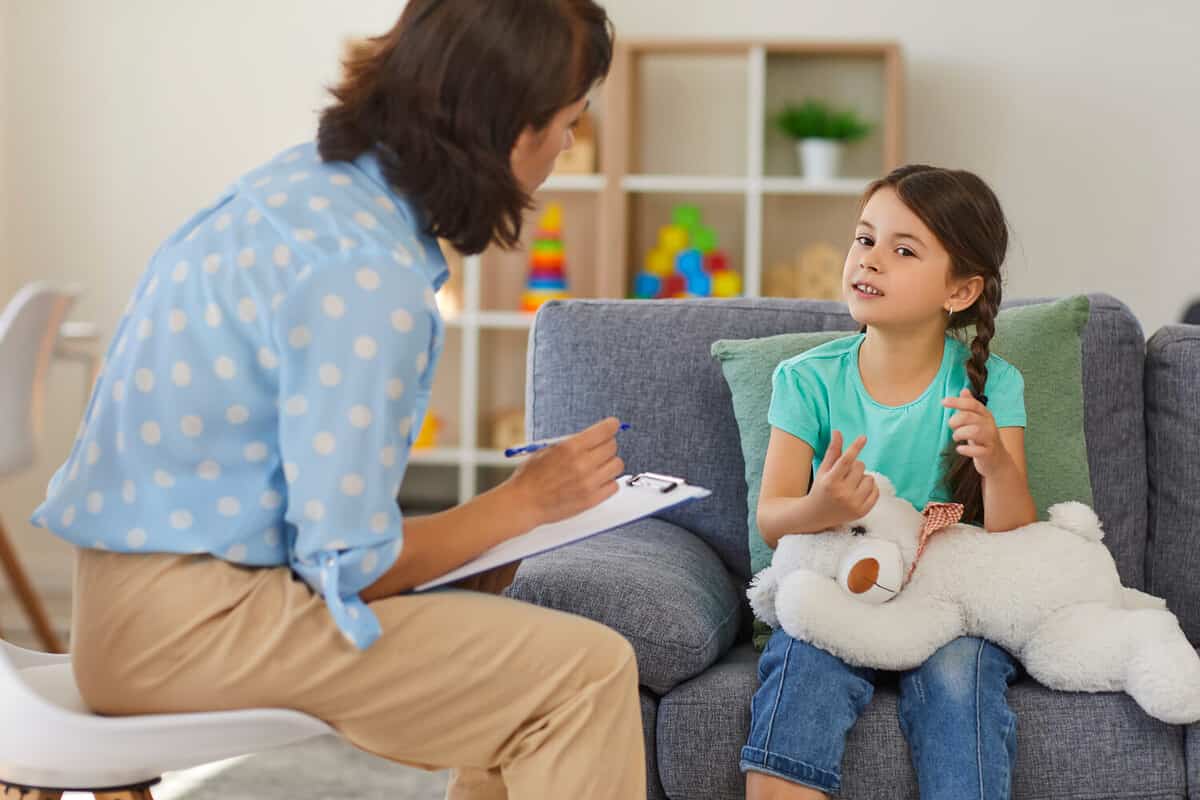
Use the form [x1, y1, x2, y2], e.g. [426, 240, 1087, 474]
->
[835, 435, 868, 473]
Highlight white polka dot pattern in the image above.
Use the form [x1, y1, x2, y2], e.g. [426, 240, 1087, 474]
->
[28, 142, 447, 651]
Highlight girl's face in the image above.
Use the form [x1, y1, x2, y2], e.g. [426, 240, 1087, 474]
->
[843, 186, 979, 331]
[510, 96, 590, 194]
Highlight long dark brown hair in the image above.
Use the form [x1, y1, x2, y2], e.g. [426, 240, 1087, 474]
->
[861, 164, 1009, 523]
[317, 0, 613, 255]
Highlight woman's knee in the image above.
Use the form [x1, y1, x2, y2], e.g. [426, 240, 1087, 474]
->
[572, 616, 639, 687]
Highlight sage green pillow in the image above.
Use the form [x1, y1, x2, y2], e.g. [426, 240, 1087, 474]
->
[711, 295, 1094, 581]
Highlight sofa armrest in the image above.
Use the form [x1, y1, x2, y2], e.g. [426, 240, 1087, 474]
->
[1146, 325, 1200, 643]
[506, 516, 743, 695]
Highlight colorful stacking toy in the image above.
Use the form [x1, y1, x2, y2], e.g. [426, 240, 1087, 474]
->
[520, 203, 571, 313]
[633, 204, 742, 299]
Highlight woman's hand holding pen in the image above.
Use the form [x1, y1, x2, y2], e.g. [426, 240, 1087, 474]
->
[505, 417, 625, 530]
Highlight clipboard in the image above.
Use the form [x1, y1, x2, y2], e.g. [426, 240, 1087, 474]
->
[414, 473, 711, 592]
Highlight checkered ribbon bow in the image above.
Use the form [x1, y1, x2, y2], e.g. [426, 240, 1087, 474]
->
[903, 502, 965, 585]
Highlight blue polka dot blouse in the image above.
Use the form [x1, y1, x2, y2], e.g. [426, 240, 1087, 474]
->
[32, 143, 448, 649]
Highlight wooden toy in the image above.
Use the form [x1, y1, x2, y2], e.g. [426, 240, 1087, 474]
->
[765, 241, 843, 300]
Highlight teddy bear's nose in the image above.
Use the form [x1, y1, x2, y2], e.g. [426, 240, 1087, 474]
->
[846, 558, 880, 594]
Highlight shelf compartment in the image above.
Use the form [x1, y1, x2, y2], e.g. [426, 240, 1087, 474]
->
[632, 51, 750, 177]
[763, 50, 892, 180]
[627, 192, 746, 299]
[479, 192, 600, 313]
[477, 329, 530, 454]
[761, 194, 859, 300]
[410, 325, 462, 449]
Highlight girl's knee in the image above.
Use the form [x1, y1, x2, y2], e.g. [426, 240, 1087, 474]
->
[762, 637, 875, 714]
[914, 637, 1014, 701]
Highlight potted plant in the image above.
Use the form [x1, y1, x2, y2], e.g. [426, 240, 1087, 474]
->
[773, 99, 872, 180]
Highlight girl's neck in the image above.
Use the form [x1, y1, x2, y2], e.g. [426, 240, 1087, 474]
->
[858, 322, 949, 406]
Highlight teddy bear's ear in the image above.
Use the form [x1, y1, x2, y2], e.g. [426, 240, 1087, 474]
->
[868, 472, 897, 497]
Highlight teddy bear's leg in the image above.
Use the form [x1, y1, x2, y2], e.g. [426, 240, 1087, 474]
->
[746, 566, 779, 629]
[1022, 603, 1200, 724]
[774, 569, 961, 671]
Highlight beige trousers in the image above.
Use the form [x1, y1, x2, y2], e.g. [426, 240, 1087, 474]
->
[71, 549, 646, 799]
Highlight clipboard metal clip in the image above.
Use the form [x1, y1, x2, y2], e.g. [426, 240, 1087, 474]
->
[627, 472, 684, 493]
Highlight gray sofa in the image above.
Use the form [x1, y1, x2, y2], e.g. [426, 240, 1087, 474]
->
[506, 294, 1200, 800]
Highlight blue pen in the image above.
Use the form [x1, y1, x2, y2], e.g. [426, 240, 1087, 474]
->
[505, 423, 631, 458]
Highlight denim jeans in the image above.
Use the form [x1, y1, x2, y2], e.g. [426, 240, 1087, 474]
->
[741, 631, 1019, 799]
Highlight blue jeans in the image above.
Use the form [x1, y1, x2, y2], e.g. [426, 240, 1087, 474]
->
[741, 631, 1019, 799]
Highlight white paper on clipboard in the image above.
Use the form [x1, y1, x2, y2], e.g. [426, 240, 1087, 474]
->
[414, 473, 710, 592]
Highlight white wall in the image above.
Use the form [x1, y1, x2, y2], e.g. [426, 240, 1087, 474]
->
[1, 0, 410, 591]
[604, 0, 1200, 327]
[3, 0, 1197, 592]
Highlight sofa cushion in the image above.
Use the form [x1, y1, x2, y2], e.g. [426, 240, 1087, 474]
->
[526, 294, 1146, 585]
[655, 644, 1187, 800]
[1146, 325, 1200, 643]
[714, 296, 1094, 576]
[506, 517, 742, 695]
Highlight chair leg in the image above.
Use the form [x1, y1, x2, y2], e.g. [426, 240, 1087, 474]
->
[0, 514, 65, 653]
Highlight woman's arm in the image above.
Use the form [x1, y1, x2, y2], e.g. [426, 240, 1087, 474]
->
[360, 482, 537, 601]
[980, 427, 1038, 532]
[361, 417, 624, 600]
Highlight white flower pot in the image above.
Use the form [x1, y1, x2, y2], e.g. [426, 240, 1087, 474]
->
[796, 139, 843, 180]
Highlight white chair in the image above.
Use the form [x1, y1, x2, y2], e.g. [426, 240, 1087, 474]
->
[0, 283, 82, 654]
[0, 637, 333, 799]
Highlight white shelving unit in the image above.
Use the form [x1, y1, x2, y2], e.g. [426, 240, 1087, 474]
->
[402, 39, 902, 511]
[609, 42, 900, 304]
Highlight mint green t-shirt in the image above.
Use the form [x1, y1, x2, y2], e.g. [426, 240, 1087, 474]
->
[768, 333, 1027, 511]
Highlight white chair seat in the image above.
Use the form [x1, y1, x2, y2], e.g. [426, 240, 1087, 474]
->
[0, 640, 333, 791]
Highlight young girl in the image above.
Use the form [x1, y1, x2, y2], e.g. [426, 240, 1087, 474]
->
[742, 164, 1038, 800]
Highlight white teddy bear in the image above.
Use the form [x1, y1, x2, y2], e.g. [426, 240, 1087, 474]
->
[747, 474, 1200, 724]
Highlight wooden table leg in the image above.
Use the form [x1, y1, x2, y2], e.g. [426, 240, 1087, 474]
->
[0, 514, 65, 653]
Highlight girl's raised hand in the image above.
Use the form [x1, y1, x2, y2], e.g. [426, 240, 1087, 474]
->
[943, 389, 1010, 476]
[809, 430, 879, 528]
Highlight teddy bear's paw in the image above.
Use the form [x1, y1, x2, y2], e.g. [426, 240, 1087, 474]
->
[747, 568, 780, 628]
[774, 570, 844, 642]
[1048, 502, 1104, 541]
[1127, 616, 1200, 724]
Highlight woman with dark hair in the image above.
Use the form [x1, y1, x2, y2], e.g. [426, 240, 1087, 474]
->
[33, 2, 645, 797]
